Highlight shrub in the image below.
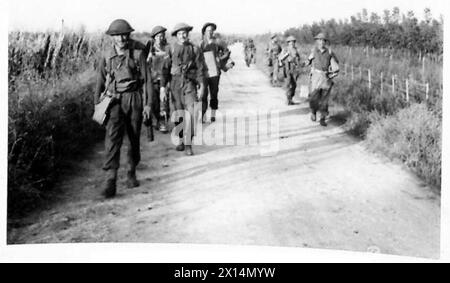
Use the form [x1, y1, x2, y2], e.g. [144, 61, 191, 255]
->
[8, 68, 103, 216]
[366, 103, 441, 188]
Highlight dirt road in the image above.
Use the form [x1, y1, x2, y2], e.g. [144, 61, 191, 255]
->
[8, 43, 440, 259]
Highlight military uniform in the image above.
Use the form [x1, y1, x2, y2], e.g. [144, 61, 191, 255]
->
[199, 23, 231, 121]
[170, 23, 205, 153]
[94, 19, 152, 197]
[279, 36, 301, 105]
[266, 36, 282, 84]
[306, 33, 339, 126]
[244, 39, 256, 67]
[147, 26, 172, 132]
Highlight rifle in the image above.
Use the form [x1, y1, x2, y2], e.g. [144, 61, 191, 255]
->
[143, 71, 154, 142]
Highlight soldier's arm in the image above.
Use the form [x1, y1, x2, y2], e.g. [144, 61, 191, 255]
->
[303, 51, 314, 67]
[94, 56, 107, 105]
[328, 51, 340, 78]
[160, 47, 172, 87]
[194, 46, 206, 84]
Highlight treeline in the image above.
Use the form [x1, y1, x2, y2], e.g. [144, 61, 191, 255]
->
[283, 7, 443, 55]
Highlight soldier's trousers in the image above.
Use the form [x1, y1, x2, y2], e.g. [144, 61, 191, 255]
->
[285, 72, 299, 101]
[202, 76, 220, 117]
[172, 75, 198, 145]
[103, 91, 143, 171]
[268, 58, 279, 82]
[309, 86, 333, 118]
[152, 80, 170, 123]
[245, 52, 254, 66]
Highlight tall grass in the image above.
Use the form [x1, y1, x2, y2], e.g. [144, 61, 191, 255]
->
[8, 31, 107, 216]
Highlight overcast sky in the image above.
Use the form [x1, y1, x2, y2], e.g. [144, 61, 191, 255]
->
[7, 0, 447, 34]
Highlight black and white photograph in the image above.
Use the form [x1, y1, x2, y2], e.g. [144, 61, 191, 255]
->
[1, 0, 449, 264]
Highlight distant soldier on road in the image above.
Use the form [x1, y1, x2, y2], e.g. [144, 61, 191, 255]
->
[305, 32, 339, 127]
[279, 36, 301, 105]
[146, 25, 172, 133]
[244, 38, 256, 67]
[265, 34, 282, 85]
[94, 19, 152, 198]
[199, 22, 231, 123]
[170, 23, 205, 156]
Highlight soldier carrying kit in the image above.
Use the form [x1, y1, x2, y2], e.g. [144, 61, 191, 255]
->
[279, 35, 301, 105]
[244, 38, 256, 67]
[305, 32, 339, 127]
[146, 25, 172, 134]
[94, 19, 153, 198]
[170, 23, 205, 156]
[199, 22, 231, 123]
[265, 34, 282, 86]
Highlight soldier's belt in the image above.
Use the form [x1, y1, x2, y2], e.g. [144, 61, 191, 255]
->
[312, 68, 328, 73]
[115, 80, 141, 93]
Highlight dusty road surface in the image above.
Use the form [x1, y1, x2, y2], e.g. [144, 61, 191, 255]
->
[8, 43, 440, 259]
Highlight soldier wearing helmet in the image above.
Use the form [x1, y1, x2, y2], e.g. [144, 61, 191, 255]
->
[94, 19, 153, 198]
[244, 38, 256, 67]
[304, 32, 340, 127]
[199, 22, 231, 123]
[146, 25, 172, 133]
[169, 23, 205, 156]
[265, 34, 282, 86]
[279, 35, 301, 105]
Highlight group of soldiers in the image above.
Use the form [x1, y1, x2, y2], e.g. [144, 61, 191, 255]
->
[264, 33, 340, 125]
[93, 19, 340, 199]
[94, 19, 233, 198]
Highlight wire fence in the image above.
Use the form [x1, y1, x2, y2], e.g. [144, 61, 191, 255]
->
[339, 62, 430, 103]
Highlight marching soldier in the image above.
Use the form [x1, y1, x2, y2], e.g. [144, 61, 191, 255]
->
[244, 38, 256, 67]
[147, 25, 172, 133]
[305, 32, 339, 127]
[265, 34, 282, 85]
[170, 23, 205, 156]
[279, 36, 301, 105]
[94, 19, 152, 198]
[199, 22, 231, 123]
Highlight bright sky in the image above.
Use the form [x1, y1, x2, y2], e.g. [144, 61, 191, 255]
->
[7, 0, 448, 34]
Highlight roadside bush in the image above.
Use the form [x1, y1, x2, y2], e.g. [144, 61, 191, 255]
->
[366, 103, 441, 188]
[8, 70, 103, 215]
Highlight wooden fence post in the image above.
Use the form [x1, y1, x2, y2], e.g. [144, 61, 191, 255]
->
[392, 75, 395, 94]
[368, 69, 371, 89]
[426, 83, 430, 101]
[380, 72, 384, 95]
[422, 56, 426, 79]
[359, 67, 362, 79]
[351, 65, 354, 81]
[406, 79, 409, 102]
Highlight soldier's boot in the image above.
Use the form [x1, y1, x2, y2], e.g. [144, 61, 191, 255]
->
[211, 110, 216, 123]
[176, 141, 185, 152]
[311, 112, 317, 122]
[158, 112, 169, 133]
[320, 117, 328, 127]
[185, 145, 194, 156]
[126, 166, 140, 189]
[103, 169, 118, 198]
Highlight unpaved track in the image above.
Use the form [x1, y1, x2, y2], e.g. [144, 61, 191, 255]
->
[8, 43, 440, 258]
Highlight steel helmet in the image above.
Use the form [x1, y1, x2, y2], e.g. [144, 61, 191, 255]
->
[286, 36, 297, 43]
[171, 23, 193, 36]
[314, 32, 328, 41]
[151, 26, 167, 38]
[202, 22, 217, 35]
[106, 19, 134, 36]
